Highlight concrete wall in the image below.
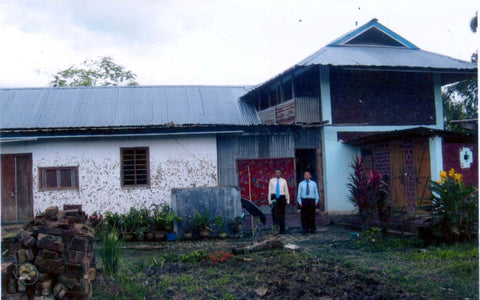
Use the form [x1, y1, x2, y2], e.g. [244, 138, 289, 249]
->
[0, 135, 218, 214]
[171, 187, 242, 236]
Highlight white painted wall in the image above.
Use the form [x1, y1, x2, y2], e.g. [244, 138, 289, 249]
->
[1, 135, 218, 214]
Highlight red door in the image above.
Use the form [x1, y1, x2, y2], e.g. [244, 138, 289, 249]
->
[1, 154, 33, 223]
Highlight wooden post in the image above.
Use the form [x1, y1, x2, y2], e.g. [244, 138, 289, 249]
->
[247, 166, 254, 235]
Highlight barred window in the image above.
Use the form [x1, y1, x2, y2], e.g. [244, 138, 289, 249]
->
[121, 147, 150, 187]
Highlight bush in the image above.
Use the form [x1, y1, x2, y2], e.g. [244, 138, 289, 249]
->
[425, 168, 478, 243]
[98, 230, 123, 277]
[179, 250, 207, 263]
[347, 156, 391, 233]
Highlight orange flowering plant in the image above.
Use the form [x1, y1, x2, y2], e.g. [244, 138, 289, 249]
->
[427, 168, 477, 242]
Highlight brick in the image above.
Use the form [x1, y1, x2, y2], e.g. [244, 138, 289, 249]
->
[34, 257, 65, 275]
[16, 230, 36, 248]
[65, 289, 92, 300]
[42, 279, 52, 296]
[65, 250, 86, 264]
[4, 293, 28, 300]
[17, 280, 26, 292]
[2, 262, 15, 278]
[36, 234, 64, 252]
[57, 219, 69, 229]
[16, 249, 27, 262]
[38, 249, 60, 260]
[53, 283, 67, 299]
[65, 260, 89, 279]
[73, 224, 95, 238]
[64, 209, 80, 217]
[44, 206, 58, 217]
[63, 204, 82, 213]
[37, 226, 64, 237]
[36, 273, 50, 282]
[68, 237, 92, 252]
[25, 249, 35, 262]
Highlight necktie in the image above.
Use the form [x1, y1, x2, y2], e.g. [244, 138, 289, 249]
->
[276, 179, 280, 199]
[306, 180, 310, 196]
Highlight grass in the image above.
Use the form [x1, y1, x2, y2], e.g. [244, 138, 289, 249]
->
[313, 233, 478, 299]
[92, 226, 478, 299]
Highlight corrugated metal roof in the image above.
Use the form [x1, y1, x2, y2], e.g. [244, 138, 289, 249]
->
[244, 19, 477, 97]
[296, 46, 476, 70]
[0, 85, 261, 130]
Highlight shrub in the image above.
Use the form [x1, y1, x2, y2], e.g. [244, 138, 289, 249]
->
[426, 168, 478, 242]
[347, 156, 391, 233]
[179, 250, 207, 263]
[98, 229, 123, 277]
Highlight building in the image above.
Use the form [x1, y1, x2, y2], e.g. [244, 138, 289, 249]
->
[1, 19, 477, 223]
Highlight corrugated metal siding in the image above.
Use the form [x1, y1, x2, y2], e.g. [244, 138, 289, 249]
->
[217, 134, 296, 186]
[0, 86, 260, 129]
[295, 128, 321, 149]
[257, 107, 276, 125]
[295, 97, 321, 123]
[276, 100, 295, 124]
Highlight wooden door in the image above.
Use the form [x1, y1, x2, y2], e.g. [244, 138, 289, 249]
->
[390, 143, 408, 208]
[1, 154, 33, 223]
[413, 139, 431, 212]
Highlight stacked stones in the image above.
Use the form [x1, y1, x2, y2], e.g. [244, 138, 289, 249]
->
[1, 205, 95, 300]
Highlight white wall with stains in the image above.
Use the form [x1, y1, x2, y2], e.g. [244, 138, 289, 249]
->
[1, 135, 218, 214]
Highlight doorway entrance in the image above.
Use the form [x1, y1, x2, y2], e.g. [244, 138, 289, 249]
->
[1, 153, 33, 223]
[295, 149, 317, 183]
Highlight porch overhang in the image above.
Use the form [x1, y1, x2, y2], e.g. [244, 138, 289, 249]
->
[338, 127, 477, 146]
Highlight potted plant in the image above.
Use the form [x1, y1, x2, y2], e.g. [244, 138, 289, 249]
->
[151, 204, 167, 240]
[228, 217, 243, 235]
[182, 214, 195, 239]
[161, 205, 182, 241]
[192, 210, 213, 238]
[214, 216, 227, 238]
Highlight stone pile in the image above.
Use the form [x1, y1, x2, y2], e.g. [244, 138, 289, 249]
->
[2, 205, 95, 300]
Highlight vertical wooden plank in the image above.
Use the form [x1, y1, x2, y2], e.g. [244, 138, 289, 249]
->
[390, 143, 408, 208]
[414, 138, 431, 212]
[1, 155, 16, 223]
[16, 154, 33, 222]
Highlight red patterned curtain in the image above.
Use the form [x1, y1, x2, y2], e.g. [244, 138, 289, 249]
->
[237, 158, 296, 206]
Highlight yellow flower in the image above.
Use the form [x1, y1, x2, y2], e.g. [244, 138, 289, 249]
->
[448, 168, 455, 178]
[454, 173, 463, 182]
[440, 170, 447, 181]
[437, 180, 442, 184]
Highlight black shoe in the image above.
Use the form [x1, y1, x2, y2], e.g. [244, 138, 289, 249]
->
[302, 229, 308, 234]
[280, 231, 286, 235]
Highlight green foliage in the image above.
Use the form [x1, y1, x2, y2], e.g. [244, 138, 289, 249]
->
[192, 210, 213, 232]
[227, 216, 243, 234]
[213, 216, 226, 233]
[425, 169, 478, 242]
[49, 56, 138, 87]
[347, 156, 391, 233]
[98, 230, 123, 277]
[442, 12, 478, 131]
[443, 79, 478, 131]
[179, 250, 207, 263]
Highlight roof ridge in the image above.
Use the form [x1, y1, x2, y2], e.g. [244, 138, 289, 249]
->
[0, 84, 252, 91]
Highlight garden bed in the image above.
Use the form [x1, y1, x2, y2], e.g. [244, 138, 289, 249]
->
[93, 225, 478, 299]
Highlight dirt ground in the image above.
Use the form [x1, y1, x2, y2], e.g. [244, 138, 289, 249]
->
[94, 226, 429, 299]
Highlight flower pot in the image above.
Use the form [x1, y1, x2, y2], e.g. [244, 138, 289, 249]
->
[136, 234, 144, 242]
[166, 232, 177, 241]
[199, 230, 210, 238]
[218, 232, 227, 239]
[154, 231, 165, 241]
[184, 232, 193, 239]
[145, 232, 155, 241]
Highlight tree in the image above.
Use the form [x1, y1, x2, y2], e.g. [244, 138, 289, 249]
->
[442, 13, 478, 131]
[49, 56, 138, 87]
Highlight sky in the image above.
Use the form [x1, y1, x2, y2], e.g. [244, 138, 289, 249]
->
[0, 0, 478, 88]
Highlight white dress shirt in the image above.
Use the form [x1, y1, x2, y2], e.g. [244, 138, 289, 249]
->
[268, 177, 290, 204]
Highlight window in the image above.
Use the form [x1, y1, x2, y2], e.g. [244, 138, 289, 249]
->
[121, 147, 150, 187]
[39, 167, 78, 190]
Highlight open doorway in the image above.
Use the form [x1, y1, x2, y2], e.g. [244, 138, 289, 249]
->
[295, 149, 317, 184]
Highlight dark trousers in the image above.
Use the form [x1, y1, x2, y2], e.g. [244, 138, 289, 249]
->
[271, 195, 286, 233]
[301, 198, 316, 233]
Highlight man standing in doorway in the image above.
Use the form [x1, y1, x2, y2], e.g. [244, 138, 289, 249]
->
[268, 168, 290, 234]
[298, 171, 319, 234]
